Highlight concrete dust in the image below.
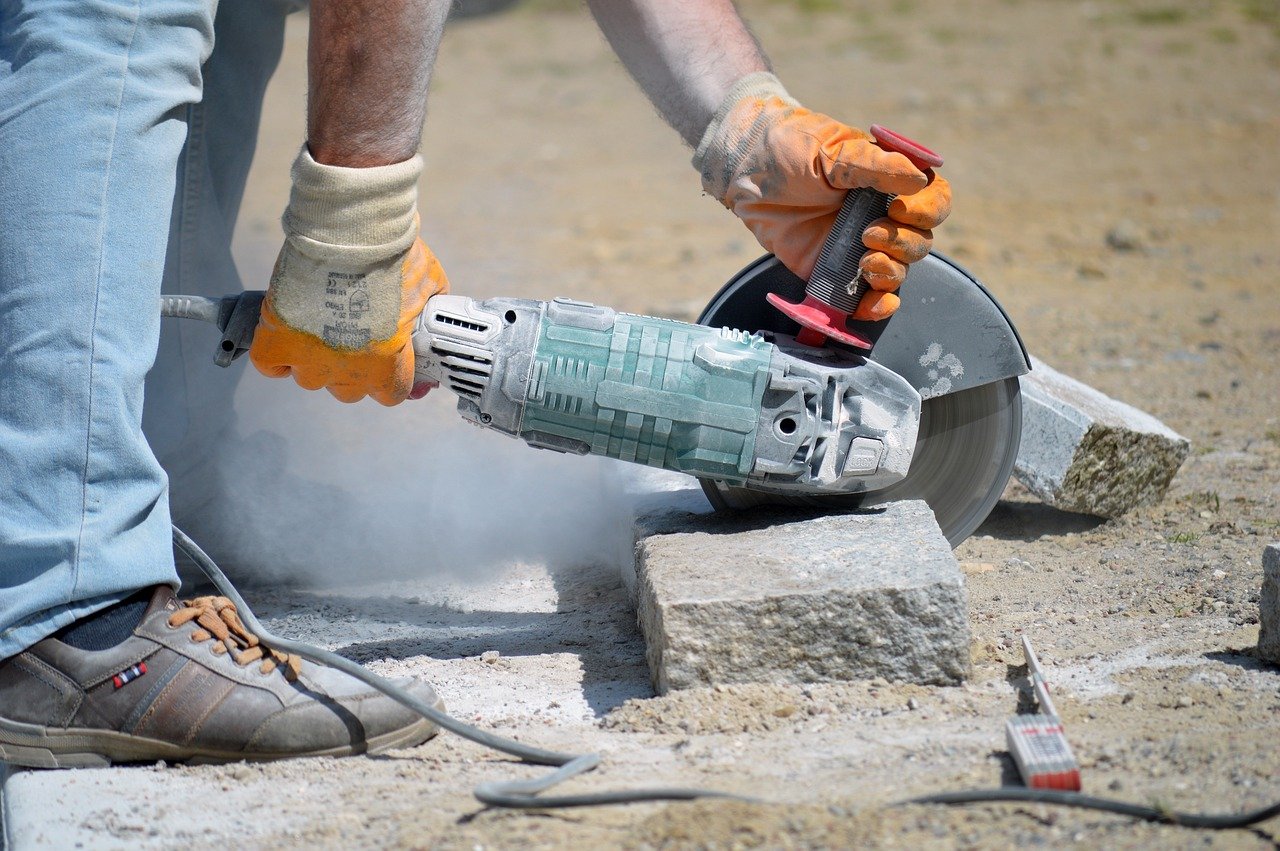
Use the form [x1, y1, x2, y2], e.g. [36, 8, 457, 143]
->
[180, 380, 635, 587]
[7, 0, 1280, 847]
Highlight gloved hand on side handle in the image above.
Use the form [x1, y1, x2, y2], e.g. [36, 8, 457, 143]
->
[692, 72, 951, 321]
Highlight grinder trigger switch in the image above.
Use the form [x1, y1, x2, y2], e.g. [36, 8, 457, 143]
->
[766, 124, 943, 350]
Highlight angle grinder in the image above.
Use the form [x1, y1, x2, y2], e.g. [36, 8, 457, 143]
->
[162, 129, 1027, 546]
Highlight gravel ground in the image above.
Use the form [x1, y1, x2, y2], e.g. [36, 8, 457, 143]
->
[6, 0, 1280, 847]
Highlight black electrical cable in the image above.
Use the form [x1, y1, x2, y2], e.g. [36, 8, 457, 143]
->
[173, 525, 1280, 826]
[904, 789, 1280, 830]
[172, 525, 755, 809]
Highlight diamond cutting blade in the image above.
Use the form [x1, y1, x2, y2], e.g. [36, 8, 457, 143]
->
[696, 253, 1025, 547]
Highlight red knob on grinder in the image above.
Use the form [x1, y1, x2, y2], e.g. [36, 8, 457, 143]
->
[766, 125, 943, 350]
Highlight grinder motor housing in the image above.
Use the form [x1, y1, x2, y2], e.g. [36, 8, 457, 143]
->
[416, 294, 922, 497]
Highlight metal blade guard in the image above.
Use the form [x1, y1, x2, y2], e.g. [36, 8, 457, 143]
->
[418, 294, 921, 496]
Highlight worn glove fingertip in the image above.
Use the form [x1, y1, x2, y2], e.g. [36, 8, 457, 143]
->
[248, 344, 292, 380]
[888, 174, 952, 229]
[327, 384, 369, 404]
[862, 272, 904, 293]
[370, 386, 408, 407]
[853, 291, 900, 321]
[292, 369, 329, 393]
[371, 378, 409, 406]
[254, 361, 293, 380]
[863, 221, 933, 265]
[859, 252, 906, 291]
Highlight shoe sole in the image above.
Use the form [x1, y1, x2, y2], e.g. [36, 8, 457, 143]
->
[0, 696, 443, 769]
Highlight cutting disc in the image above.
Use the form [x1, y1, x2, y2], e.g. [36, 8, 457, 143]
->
[697, 255, 1023, 547]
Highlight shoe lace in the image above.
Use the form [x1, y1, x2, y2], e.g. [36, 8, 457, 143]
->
[168, 596, 301, 681]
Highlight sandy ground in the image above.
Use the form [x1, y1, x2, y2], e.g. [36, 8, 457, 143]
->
[7, 0, 1280, 847]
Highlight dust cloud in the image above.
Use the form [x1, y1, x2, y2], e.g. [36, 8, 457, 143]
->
[168, 370, 636, 589]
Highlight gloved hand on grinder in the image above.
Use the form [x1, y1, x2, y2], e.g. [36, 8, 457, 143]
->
[693, 73, 951, 321]
[249, 148, 449, 405]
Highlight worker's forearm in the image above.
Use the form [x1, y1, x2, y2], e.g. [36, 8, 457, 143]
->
[307, 0, 451, 167]
[586, 0, 770, 147]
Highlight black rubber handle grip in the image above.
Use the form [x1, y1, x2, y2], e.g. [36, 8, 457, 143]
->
[805, 125, 944, 316]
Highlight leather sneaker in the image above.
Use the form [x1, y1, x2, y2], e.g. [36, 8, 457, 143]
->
[0, 586, 441, 767]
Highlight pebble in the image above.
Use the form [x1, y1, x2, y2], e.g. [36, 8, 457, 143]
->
[907, 697, 921, 711]
[480, 650, 500, 664]
[1106, 220, 1145, 251]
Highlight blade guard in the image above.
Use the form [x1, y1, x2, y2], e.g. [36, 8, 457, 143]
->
[700, 251, 1029, 399]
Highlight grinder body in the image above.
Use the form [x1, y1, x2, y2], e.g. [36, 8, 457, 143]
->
[416, 294, 921, 496]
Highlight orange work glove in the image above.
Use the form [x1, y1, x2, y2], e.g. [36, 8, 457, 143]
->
[693, 73, 951, 321]
[249, 148, 449, 406]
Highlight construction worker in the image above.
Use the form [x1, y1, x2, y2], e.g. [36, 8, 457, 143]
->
[0, 0, 949, 766]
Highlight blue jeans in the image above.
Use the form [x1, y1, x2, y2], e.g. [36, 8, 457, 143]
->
[0, 0, 295, 657]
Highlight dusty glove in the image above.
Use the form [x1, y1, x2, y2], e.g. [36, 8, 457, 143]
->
[249, 148, 449, 406]
[693, 73, 951, 321]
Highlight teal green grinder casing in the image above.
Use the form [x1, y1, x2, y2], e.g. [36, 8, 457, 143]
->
[522, 310, 773, 483]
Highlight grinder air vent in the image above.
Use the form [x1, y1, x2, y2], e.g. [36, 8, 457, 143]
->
[434, 312, 489, 334]
[430, 341, 493, 399]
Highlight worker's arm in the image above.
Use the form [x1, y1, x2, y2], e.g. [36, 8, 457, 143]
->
[583, 0, 767, 147]
[587, 0, 950, 320]
[249, 0, 452, 405]
[307, 0, 447, 167]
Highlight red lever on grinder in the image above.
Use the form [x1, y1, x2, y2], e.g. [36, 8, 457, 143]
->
[766, 125, 943, 350]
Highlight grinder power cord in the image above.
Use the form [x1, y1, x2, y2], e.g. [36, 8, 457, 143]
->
[173, 525, 1280, 828]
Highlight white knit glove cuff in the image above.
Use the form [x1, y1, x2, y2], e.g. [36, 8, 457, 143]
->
[691, 72, 799, 201]
[269, 148, 423, 343]
[283, 147, 422, 265]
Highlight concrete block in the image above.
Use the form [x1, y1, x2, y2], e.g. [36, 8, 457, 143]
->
[622, 469, 715, 602]
[1260, 544, 1280, 665]
[635, 500, 970, 693]
[1016, 357, 1190, 518]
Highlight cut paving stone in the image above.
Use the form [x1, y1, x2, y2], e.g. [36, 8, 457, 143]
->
[1015, 357, 1190, 518]
[635, 499, 970, 693]
[1260, 544, 1280, 665]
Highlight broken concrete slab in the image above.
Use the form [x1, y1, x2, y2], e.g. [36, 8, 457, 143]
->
[1259, 544, 1280, 665]
[635, 500, 970, 693]
[1015, 357, 1190, 518]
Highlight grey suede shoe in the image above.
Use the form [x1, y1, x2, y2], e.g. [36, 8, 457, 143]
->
[0, 586, 441, 768]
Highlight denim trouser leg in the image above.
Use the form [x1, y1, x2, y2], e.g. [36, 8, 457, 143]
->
[0, 0, 217, 657]
[144, 0, 294, 532]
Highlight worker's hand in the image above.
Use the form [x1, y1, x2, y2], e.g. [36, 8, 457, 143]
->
[692, 73, 951, 321]
[250, 148, 448, 406]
